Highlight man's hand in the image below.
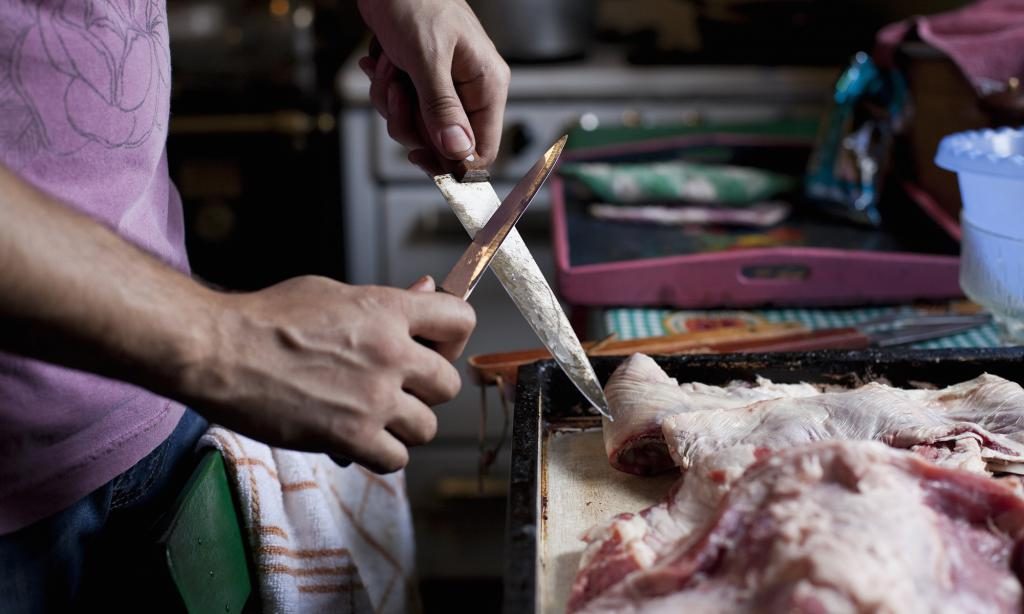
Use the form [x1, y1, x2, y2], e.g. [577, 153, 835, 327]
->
[356, 0, 510, 170]
[183, 275, 475, 473]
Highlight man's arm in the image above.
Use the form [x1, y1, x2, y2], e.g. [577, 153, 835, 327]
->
[0, 164, 475, 473]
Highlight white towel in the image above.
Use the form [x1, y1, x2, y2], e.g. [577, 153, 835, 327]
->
[200, 426, 419, 614]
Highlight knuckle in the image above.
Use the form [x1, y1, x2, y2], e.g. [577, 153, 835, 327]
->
[423, 93, 463, 119]
[377, 449, 409, 474]
[460, 301, 477, 332]
[436, 363, 462, 401]
[369, 335, 405, 366]
[364, 380, 397, 413]
[357, 288, 403, 320]
[327, 410, 369, 448]
[353, 289, 382, 313]
[446, 365, 463, 398]
[375, 286, 404, 309]
[495, 61, 511, 87]
[403, 411, 437, 447]
[421, 411, 438, 442]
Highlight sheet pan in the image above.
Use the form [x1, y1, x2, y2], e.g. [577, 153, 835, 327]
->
[506, 348, 1024, 613]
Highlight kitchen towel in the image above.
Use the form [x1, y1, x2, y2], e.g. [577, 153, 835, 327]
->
[200, 427, 418, 614]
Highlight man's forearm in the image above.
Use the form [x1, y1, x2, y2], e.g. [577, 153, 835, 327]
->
[0, 164, 217, 395]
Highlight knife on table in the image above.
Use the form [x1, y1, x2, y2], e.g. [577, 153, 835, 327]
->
[332, 135, 570, 467]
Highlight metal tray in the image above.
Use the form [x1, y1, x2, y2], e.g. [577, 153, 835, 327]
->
[505, 348, 1024, 613]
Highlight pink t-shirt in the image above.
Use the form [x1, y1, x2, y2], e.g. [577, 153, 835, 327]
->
[0, 0, 189, 533]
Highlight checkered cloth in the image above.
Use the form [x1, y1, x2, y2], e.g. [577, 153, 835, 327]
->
[601, 306, 1002, 349]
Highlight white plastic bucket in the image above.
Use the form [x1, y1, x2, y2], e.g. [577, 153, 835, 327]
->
[935, 127, 1024, 343]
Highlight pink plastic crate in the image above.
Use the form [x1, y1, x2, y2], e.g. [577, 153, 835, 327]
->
[551, 135, 961, 308]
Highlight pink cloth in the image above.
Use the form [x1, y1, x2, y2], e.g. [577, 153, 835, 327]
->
[0, 0, 188, 533]
[876, 0, 1024, 87]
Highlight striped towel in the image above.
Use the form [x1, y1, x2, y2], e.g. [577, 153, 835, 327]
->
[201, 427, 419, 614]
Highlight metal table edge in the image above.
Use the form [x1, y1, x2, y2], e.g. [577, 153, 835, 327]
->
[505, 360, 555, 613]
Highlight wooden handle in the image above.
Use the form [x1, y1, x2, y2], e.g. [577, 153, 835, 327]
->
[452, 162, 490, 183]
[708, 328, 872, 353]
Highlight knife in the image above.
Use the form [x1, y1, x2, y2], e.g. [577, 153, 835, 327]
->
[434, 137, 612, 418]
[432, 139, 557, 299]
[332, 135, 566, 468]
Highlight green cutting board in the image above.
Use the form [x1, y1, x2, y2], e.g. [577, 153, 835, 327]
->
[154, 450, 254, 613]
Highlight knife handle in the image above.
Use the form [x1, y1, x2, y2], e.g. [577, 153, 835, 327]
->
[367, 37, 489, 183]
[709, 327, 873, 353]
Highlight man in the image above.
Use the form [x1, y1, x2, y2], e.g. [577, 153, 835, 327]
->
[0, 0, 509, 610]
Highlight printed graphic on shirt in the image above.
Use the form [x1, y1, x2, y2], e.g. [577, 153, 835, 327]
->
[0, 0, 169, 166]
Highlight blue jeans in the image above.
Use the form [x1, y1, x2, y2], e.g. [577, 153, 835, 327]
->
[0, 409, 208, 613]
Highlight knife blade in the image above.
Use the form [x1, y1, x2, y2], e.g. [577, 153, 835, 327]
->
[437, 136, 566, 300]
[434, 137, 612, 418]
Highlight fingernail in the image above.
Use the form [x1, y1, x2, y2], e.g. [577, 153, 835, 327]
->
[411, 275, 434, 291]
[387, 83, 399, 118]
[438, 125, 471, 156]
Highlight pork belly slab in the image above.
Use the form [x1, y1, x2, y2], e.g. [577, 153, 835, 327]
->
[603, 354, 1024, 476]
[662, 372, 1024, 476]
[572, 441, 1024, 613]
[604, 354, 820, 475]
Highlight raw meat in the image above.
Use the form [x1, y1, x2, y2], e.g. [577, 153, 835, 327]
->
[603, 354, 819, 475]
[571, 447, 752, 609]
[940, 374, 1024, 444]
[574, 356, 1024, 612]
[572, 441, 1024, 613]
[662, 373, 1024, 476]
[603, 354, 1024, 476]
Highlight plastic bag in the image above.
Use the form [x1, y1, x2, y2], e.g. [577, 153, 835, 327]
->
[805, 52, 909, 226]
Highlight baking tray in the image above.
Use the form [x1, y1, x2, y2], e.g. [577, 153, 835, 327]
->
[505, 348, 1024, 614]
[551, 134, 962, 308]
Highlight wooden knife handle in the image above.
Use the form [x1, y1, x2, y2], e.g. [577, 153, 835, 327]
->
[368, 37, 489, 183]
[453, 162, 490, 183]
[708, 327, 873, 353]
